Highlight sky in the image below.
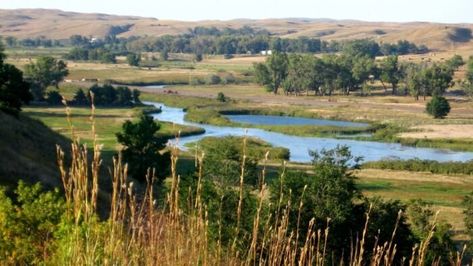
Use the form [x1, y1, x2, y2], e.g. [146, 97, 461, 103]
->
[1, 0, 472, 23]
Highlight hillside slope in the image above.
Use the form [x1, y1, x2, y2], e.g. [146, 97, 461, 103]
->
[0, 110, 70, 188]
[0, 9, 473, 51]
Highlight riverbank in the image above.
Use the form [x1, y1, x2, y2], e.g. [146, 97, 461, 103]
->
[141, 92, 473, 152]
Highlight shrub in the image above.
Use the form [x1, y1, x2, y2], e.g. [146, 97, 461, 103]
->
[216, 92, 227, 102]
[46, 90, 63, 105]
[0, 182, 65, 264]
[426, 96, 450, 118]
[206, 74, 221, 85]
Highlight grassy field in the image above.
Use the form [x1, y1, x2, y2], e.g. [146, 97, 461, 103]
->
[356, 168, 473, 237]
[23, 105, 204, 159]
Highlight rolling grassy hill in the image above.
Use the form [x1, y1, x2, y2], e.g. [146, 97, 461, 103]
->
[0, 110, 70, 189]
[0, 9, 472, 51]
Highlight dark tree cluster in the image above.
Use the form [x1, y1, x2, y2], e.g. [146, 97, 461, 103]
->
[71, 84, 141, 107]
[0, 45, 31, 115]
[2, 36, 63, 48]
[65, 47, 116, 63]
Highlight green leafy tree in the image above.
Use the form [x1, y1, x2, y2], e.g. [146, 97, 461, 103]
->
[160, 48, 169, 61]
[270, 146, 361, 253]
[132, 89, 141, 104]
[116, 114, 170, 182]
[216, 92, 227, 102]
[445, 54, 464, 72]
[282, 54, 313, 95]
[407, 200, 455, 265]
[380, 55, 403, 95]
[24, 56, 68, 100]
[126, 53, 141, 66]
[405, 63, 424, 100]
[45, 90, 63, 105]
[426, 96, 450, 119]
[200, 137, 259, 187]
[463, 192, 473, 239]
[0, 46, 31, 115]
[422, 64, 453, 97]
[194, 52, 203, 62]
[467, 56, 473, 84]
[0, 182, 65, 264]
[72, 88, 89, 106]
[253, 52, 288, 94]
[351, 55, 376, 93]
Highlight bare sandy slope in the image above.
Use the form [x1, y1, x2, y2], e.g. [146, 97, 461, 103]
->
[1, 9, 473, 51]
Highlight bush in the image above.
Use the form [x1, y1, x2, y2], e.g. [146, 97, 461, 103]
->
[46, 90, 63, 105]
[216, 92, 227, 102]
[0, 182, 65, 264]
[194, 53, 203, 62]
[206, 74, 221, 85]
[426, 96, 450, 118]
[223, 54, 234, 59]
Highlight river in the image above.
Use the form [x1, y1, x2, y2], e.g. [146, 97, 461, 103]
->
[146, 102, 473, 163]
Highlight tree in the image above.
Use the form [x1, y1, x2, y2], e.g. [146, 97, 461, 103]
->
[464, 192, 473, 239]
[282, 54, 313, 95]
[132, 89, 141, 105]
[200, 137, 259, 187]
[216, 92, 227, 102]
[445, 54, 464, 72]
[405, 63, 424, 100]
[45, 90, 63, 105]
[351, 55, 376, 93]
[407, 200, 455, 265]
[160, 48, 169, 61]
[194, 52, 203, 62]
[0, 46, 31, 115]
[0, 182, 65, 264]
[253, 52, 288, 94]
[126, 53, 141, 66]
[422, 64, 453, 97]
[116, 114, 170, 181]
[72, 88, 89, 106]
[467, 56, 473, 84]
[270, 146, 362, 253]
[426, 96, 450, 119]
[380, 55, 403, 95]
[24, 56, 68, 100]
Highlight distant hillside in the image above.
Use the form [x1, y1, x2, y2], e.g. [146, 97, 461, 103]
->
[0, 110, 70, 189]
[1, 9, 473, 51]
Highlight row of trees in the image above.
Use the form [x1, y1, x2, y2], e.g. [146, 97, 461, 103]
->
[67, 85, 141, 107]
[126, 33, 428, 56]
[2, 36, 63, 48]
[65, 47, 116, 63]
[61, 27, 429, 57]
[254, 51, 460, 99]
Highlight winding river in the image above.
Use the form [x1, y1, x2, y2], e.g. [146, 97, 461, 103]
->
[146, 102, 473, 163]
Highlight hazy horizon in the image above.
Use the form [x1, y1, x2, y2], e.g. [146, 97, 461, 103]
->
[1, 0, 473, 24]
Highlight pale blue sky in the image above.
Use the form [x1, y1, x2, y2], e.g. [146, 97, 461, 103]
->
[1, 0, 472, 23]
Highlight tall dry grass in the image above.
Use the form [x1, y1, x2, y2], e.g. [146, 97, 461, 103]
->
[52, 97, 464, 265]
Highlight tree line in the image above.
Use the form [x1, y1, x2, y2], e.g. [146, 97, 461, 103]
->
[254, 50, 462, 100]
[59, 27, 430, 62]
